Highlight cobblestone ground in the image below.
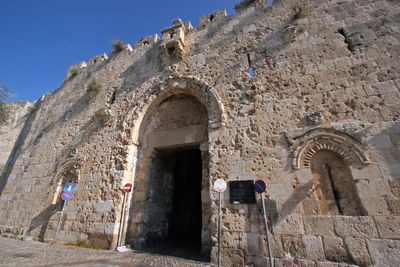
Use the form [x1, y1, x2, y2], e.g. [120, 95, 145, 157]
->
[0, 237, 213, 267]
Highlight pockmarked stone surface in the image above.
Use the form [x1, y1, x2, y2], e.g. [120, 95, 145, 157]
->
[0, 0, 399, 266]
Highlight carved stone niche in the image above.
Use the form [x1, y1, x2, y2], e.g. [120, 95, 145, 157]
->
[160, 18, 193, 65]
[290, 128, 370, 170]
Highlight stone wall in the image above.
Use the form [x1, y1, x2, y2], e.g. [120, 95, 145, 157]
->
[0, 101, 32, 168]
[0, 0, 399, 266]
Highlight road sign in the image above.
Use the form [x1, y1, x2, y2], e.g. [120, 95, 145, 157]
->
[61, 191, 73, 201]
[63, 182, 77, 193]
[214, 179, 227, 193]
[254, 180, 266, 194]
[123, 183, 133, 193]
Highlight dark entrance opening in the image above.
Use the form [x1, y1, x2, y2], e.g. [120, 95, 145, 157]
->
[141, 147, 204, 261]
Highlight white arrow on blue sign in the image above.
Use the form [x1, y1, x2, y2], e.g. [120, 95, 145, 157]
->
[63, 182, 77, 193]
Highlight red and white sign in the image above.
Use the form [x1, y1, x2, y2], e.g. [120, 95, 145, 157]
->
[214, 179, 227, 192]
[123, 183, 133, 193]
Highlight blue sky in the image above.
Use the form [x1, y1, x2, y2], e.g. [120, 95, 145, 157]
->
[0, 0, 239, 102]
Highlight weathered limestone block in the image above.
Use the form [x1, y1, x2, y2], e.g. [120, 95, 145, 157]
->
[344, 237, 372, 266]
[349, 164, 382, 180]
[374, 215, 400, 239]
[96, 200, 113, 212]
[222, 213, 250, 232]
[281, 234, 305, 259]
[273, 214, 304, 235]
[302, 235, 325, 261]
[222, 231, 240, 248]
[362, 197, 391, 215]
[87, 53, 108, 66]
[240, 232, 260, 255]
[356, 178, 393, 198]
[322, 236, 350, 263]
[388, 199, 400, 214]
[134, 33, 160, 49]
[197, 9, 227, 28]
[333, 216, 379, 238]
[367, 134, 394, 149]
[303, 216, 335, 236]
[367, 239, 400, 266]
[211, 247, 244, 267]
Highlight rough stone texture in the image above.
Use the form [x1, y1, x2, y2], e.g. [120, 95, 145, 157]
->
[0, 0, 399, 265]
[0, 101, 32, 166]
[344, 237, 372, 266]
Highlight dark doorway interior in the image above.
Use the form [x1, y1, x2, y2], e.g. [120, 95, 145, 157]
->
[141, 147, 205, 261]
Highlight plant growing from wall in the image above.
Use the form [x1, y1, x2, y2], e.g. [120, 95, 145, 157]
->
[0, 82, 12, 125]
[111, 40, 127, 54]
[94, 107, 113, 126]
[86, 79, 102, 101]
[69, 67, 79, 78]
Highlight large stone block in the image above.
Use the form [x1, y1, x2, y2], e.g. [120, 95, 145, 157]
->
[322, 236, 350, 263]
[333, 216, 379, 238]
[361, 197, 391, 215]
[222, 213, 250, 232]
[281, 234, 306, 259]
[344, 237, 372, 266]
[303, 216, 335, 236]
[302, 235, 325, 261]
[374, 215, 400, 239]
[349, 164, 382, 180]
[272, 214, 304, 235]
[367, 239, 400, 266]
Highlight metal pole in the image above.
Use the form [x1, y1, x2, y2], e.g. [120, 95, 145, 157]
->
[121, 192, 129, 246]
[52, 200, 67, 245]
[261, 193, 274, 267]
[117, 192, 127, 247]
[218, 191, 221, 267]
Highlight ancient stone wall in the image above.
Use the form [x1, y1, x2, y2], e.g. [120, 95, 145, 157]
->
[0, 0, 399, 266]
[0, 101, 32, 167]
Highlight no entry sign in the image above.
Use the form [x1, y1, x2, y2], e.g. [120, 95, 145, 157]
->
[254, 180, 266, 194]
[123, 183, 133, 193]
[214, 179, 227, 193]
[62, 191, 73, 201]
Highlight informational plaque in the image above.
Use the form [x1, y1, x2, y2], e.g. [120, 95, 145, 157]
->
[229, 180, 256, 204]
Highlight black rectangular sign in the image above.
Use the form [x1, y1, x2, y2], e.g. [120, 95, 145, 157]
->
[229, 180, 256, 204]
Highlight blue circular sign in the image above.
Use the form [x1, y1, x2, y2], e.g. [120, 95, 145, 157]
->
[254, 180, 266, 194]
[62, 191, 73, 201]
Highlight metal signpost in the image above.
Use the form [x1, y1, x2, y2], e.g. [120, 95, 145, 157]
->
[254, 180, 273, 267]
[118, 183, 132, 247]
[53, 183, 76, 245]
[214, 179, 227, 267]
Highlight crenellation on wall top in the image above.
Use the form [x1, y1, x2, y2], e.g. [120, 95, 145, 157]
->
[235, 0, 267, 12]
[134, 33, 160, 49]
[87, 53, 108, 66]
[64, 61, 87, 81]
[197, 8, 227, 28]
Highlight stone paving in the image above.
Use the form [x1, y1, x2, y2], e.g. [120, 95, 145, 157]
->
[0, 237, 213, 267]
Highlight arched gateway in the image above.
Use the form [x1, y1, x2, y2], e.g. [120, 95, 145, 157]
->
[123, 77, 225, 259]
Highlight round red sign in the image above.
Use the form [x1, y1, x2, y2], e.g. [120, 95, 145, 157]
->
[123, 183, 133, 192]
